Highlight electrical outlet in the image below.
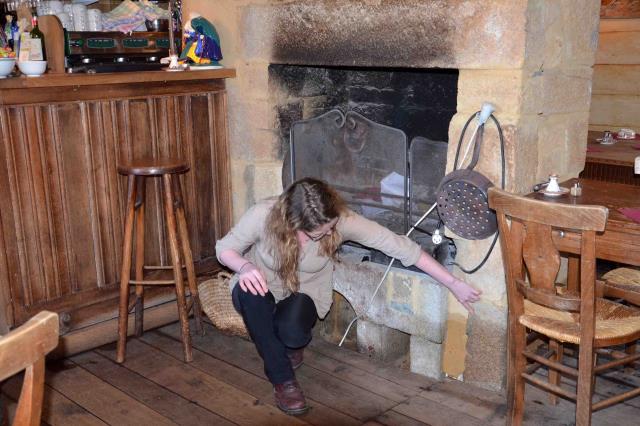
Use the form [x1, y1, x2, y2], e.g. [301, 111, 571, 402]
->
[432, 229, 443, 245]
[636, 156, 640, 175]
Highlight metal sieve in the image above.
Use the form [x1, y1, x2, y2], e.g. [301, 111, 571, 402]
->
[436, 126, 498, 240]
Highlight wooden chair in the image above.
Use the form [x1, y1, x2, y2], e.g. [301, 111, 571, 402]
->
[602, 267, 640, 307]
[489, 188, 640, 426]
[0, 311, 59, 426]
[601, 268, 640, 360]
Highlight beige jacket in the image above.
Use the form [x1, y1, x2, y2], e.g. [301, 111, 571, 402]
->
[215, 198, 421, 318]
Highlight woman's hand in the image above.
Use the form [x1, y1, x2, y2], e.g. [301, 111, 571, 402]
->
[449, 278, 482, 313]
[238, 262, 268, 296]
[413, 251, 482, 312]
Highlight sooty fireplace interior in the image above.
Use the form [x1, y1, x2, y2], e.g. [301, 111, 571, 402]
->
[272, 65, 459, 266]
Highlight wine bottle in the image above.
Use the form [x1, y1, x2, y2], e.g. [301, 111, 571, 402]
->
[29, 15, 46, 61]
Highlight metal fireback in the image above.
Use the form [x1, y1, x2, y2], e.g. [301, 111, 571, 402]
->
[286, 109, 409, 234]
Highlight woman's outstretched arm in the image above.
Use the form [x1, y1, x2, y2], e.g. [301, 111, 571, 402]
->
[414, 251, 481, 313]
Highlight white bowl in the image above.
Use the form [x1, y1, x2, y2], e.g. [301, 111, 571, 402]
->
[18, 60, 47, 77]
[0, 58, 16, 78]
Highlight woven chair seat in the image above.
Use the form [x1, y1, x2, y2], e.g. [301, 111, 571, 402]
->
[603, 267, 640, 288]
[521, 298, 640, 346]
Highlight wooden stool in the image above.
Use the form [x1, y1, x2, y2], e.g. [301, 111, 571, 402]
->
[116, 157, 203, 364]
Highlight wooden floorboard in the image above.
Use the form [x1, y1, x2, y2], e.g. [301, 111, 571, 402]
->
[141, 329, 360, 426]
[418, 379, 505, 422]
[156, 323, 398, 421]
[45, 360, 176, 425]
[372, 409, 435, 426]
[96, 339, 305, 426]
[4, 320, 640, 425]
[393, 394, 485, 426]
[70, 350, 232, 425]
[307, 336, 436, 393]
[3, 375, 107, 426]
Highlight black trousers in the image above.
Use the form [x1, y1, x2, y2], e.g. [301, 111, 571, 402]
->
[232, 284, 318, 384]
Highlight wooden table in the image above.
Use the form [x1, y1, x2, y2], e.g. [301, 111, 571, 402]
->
[530, 178, 640, 291]
[582, 131, 640, 185]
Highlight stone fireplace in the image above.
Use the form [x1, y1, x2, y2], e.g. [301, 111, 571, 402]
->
[185, 0, 601, 390]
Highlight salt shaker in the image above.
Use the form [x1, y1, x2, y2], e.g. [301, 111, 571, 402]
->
[570, 181, 582, 197]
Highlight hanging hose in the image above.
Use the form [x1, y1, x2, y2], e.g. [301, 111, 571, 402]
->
[449, 113, 505, 274]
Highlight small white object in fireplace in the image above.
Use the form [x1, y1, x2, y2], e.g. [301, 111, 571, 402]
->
[380, 171, 405, 208]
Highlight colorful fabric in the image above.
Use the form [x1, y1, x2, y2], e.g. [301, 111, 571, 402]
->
[102, 0, 169, 33]
[619, 208, 640, 224]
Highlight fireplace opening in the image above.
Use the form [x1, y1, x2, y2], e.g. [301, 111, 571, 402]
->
[270, 64, 459, 267]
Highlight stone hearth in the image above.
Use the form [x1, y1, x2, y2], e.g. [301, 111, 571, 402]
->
[186, 0, 601, 390]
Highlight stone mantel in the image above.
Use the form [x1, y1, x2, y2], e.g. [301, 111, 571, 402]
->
[243, 0, 527, 69]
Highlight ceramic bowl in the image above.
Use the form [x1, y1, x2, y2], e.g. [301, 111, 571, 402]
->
[18, 60, 47, 77]
[0, 58, 16, 78]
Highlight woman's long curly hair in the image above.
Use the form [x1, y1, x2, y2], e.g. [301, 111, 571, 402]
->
[266, 177, 347, 293]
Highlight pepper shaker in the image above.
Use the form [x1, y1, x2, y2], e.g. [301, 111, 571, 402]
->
[570, 181, 582, 197]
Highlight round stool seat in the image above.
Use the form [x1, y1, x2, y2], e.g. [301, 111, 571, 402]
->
[117, 157, 189, 176]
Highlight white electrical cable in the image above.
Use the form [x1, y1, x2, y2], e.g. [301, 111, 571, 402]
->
[338, 201, 438, 346]
[458, 113, 480, 170]
[337, 116, 486, 347]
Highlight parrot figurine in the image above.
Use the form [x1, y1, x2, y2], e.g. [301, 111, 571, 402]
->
[180, 13, 223, 67]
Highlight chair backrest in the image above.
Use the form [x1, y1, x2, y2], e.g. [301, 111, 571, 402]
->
[488, 188, 608, 321]
[0, 311, 59, 426]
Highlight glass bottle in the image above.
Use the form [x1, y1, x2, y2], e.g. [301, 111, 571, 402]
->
[29, 15, 46, 61]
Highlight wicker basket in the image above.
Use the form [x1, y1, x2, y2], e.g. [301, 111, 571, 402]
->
[198, 271, 249, 337]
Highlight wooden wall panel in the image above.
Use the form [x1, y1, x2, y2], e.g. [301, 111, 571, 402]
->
[589, 18, 640, 131]
[0, 87, 232, 328]
[0, 108, 15, 332]
[7, 107, 47, 306]
[39, 106, 72, 300]
[592, 65, 640, 95]
[191, 95, 214, 259]
[56, 103, 100, 295]
[212, 92, 233, 239]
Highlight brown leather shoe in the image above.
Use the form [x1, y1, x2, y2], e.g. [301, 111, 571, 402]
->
[287, 348, 304, 370]
[273, 379, 309, 415]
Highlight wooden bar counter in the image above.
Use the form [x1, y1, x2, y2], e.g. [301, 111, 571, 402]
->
[0, 69, 235, 355]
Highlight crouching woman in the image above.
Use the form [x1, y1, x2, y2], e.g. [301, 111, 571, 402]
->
[216, 177, 481, 415]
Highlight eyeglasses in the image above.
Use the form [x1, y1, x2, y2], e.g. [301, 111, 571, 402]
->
[303, 223, 337, 242]
[303, 230, 329, 242]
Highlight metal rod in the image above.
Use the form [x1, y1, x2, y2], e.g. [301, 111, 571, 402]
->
[168, 0, 176, 57]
